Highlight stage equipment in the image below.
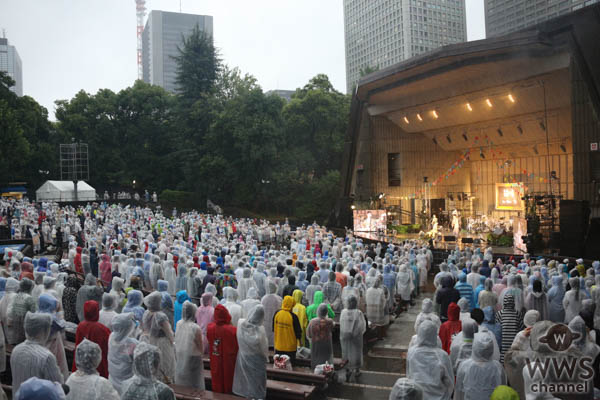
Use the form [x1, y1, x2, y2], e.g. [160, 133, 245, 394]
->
[353, 210, 387, 232]
[443, 235, 456, 242]
[495, 183, 524, 210]
[461, 238, 474, 244]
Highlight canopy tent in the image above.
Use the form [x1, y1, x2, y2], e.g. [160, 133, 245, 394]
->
[36, 180, 96, 202]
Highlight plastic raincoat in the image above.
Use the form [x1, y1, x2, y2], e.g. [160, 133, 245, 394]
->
[6, 278, 36, 345]
[141, 291, 175, 383]
[306, 290, 335, 321]
[292, 289, 308, 346]
[306, 303, 334, 369]
[237, 268, 257, 301]
[414, 298, 441, 332]
[241, 287, 261, 319]
[495, 294, 523, 363]
[450, 318, 477, 373]
[322, 271, 342, 312]
[563, 276, 584, 323]
[261, 281, 282, 347]
[76, 274, 103, 323]
[157, 280, 174, 327]
[109, 277, 126, 313]
[439, 302, 461, 353]
[406, 320, 454, 400]
[305, 275, 322, 307]
[340, 295, 366, 373]
[121, 342, 176, 400]
[99, 293, 118, 329]
[108, 312, 139, 395]
[195, 292, 214, 354]
[232, 305, 269, 399]
[73, 300, 110, 377]
[66, 339, 119, 400]
[388, 378, 423, 400]
[207, 304, 238, 393]
[547, 275, 565, 323]
[366, 277, 387, 325]
[223, 287, 242, 327]
[174, 301, 204, 389]
[123, 289, 145, 324]
[37, 293, 68, 379]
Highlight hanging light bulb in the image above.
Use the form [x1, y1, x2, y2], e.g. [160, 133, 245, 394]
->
[417, 113, 423, 122]
[466, 102, 473, 111]
[486, 99, 493, 108]
[403, 116, 409, 124]
[508, 94, 515, 103]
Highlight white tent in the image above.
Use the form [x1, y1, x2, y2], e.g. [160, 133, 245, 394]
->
[36, 180, 97, 202]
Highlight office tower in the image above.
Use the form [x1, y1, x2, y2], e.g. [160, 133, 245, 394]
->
[485, 0, 599, 37]
[343, 0, 467, 93]
[142, 10, 213, 92]
[0, 37, 23, 96]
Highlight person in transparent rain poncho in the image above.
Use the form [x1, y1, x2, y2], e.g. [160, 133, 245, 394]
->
[406, 320, 454, 400]
[241, 287, 261, 319]
[261, 281, 282, 347]
[388, 377, 423, 400]
[10, 312, 64, 394]
[366, 276, 388, 326]
[232, 304, 269, 400]
[306, 303, 334, 370]
[66, 338, 119, 400]
[563, 276, 585, 323]
[195, 292, 214, 354]
[37, 293, 69, 380]
[157, 280, 174, 327]
[305, 275, 322, 307]
[174, 301, 205, 390]
[99, 293, 118, 330]
[14, 377, 64, 400]
[141, 291, 175, 384]
[121, 342, 176, 400]
[413, 298, 441, 333]
[340, 295, 366, 382]
[223, 287, 242, 327]
[123, 289, 145, 324]
[449, 318, 478, 374]
[454, 333, 506, 400]
[109, 277, 126, 313]
[6, 278, 37, 345]
[108, 312, 139, 395]
[237, 267, 257, 301]
[76, 274, 103, 323]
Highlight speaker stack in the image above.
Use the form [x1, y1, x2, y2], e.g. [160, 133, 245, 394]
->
[584, 217, 600, 259]
[559, 200, 590, 257]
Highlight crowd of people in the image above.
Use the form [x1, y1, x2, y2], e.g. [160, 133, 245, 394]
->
[0, 197, 599, 399]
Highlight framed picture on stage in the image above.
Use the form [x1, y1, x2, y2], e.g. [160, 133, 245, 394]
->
[353, 210, 387, 232]
[495, 183, 524, 210]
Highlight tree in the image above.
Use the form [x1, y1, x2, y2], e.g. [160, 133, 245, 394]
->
[359, 64, 380, 77]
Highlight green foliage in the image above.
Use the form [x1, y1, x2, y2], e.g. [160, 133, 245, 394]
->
[389, 224, 421, 234]
[486, 232, 514, 247]
[359, 65, 380, 78]
[159, 189, 203, 211]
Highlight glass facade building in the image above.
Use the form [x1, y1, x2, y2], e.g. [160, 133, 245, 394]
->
[0, 38, 23, 97]
[142, 10, 213, 93]
[485, 0, 600, 37]
[344, 0, 467, 93]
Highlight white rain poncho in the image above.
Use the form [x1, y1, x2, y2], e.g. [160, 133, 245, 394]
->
[253, 263, 267, 298]
[10, 312, 64, 393]
[121, 342, 176, 400]
[340, 295, 366, 371]
[547, 275, 565, 323]
[413, 298, 441, 332]
[163, 261, 176, 296]
[174, 264, 188, 293]
[454, 333, 506, 400]
[76, 274, 103, 323]
[450, 318, 478, 373]
[0, 277, 19, 330]
[389, 377, 423, 400]
[241, 287, 261, 319]
[37, 293, 68, 379]
[237, 268, 257, 301]
[149, 255, 163, 290]
[14, 376, 64, 400]
[66, 339, 119, 400]
[174, 301, 204, 389]
[406, 320, 454, 400]
[232, 305, 269, 399]
[594, 275, 600, 329]
[6, 278, 37, 345]
[306, 303, 335, 369]
[305, 275, 322, 306]
[99, 293, 118, 330]
[365, 267, 378, 288]
[109, 277, 125, 313]
[261, 281, 282, 347]
[366, 277, 387, 325]
[568, 316, 600, 361]
[222, 287, 242, 326]
[478, 279, 498, 310]
[341, 276, 359, 309]
[396, 265, 412, 301]
[108, 312, 139, 394]
[141, 292, 175, 384]
[322, 271, 343, 312]
[562, 277, 584, 323]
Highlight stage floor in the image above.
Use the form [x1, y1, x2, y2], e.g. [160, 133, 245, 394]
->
[354, 231, 525, 256]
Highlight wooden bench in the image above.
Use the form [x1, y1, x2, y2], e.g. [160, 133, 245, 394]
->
[203, 358, 328, 387]
[170, 384, 241, 400]
[203, 370, 315, 400]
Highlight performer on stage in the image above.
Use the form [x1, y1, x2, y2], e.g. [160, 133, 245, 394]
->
[431, 215, 439, 234]
[451, 210, 460, 236]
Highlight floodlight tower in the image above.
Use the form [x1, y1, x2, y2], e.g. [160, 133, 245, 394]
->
[135, 0, 147, 80]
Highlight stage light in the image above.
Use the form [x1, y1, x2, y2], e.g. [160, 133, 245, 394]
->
[466, 102, 473, 111]
[486, 98, 493, 108]
[446, 134, 452, 143]
[417, 113, 423, 122]
[517, 124, 523, 135]
[462, 132, 468, 141]
[560, 144, 567, 153]
[351, 204, 356, 210]
[508, 94, 515, 103]
[497, 128, 503, 137]
[432, 110, 439, 119]
[403, 116, 410, 124]
[539, 120, 546, 131]
[378, 193, 385, 199]
[533, 145, 539, 155]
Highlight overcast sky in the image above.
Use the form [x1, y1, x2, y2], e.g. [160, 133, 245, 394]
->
[0, 0, 485, 119]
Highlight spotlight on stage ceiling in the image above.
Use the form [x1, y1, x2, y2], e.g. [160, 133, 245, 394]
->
[431, 110, 439, 119]
[497, 128, 503, 137]
[462, 132, 468, 141]
[432, 137, 438, 145]
[517, 124, 523, 135]
[539, 120, 546, 131]
[508, 94, 516, 103]
[417, 113, 423, 122]
[350, 204, 356, 210]
[560, 144, 567, 153]
[533, 145, 539, 155]
[466, 102, 473, 112]
[403, 116, 409, 124]
[446, 134, 452, 143]
[486, 98, 493, 108]
[378, 193, 385, 199]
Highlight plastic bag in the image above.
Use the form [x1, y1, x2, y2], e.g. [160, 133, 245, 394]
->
[296, 346, 310, 360]
[314, 361, 334, 375]
[273, 354, 292, 371]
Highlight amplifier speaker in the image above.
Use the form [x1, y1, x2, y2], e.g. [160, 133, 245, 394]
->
[444, 236, 456, 242]
[584, 218, 600, 259]
[461, 238, 474, 244]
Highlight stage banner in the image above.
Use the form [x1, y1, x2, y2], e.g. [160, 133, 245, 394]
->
[353, 210, 387, 232]
[495, 183, 524, 210]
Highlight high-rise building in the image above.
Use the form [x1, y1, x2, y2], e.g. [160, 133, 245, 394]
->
[142, 10, 213, 93]
[343, 0, 467, 93]
[485, 0, 599, 37]
[0, 37, 23, 96]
